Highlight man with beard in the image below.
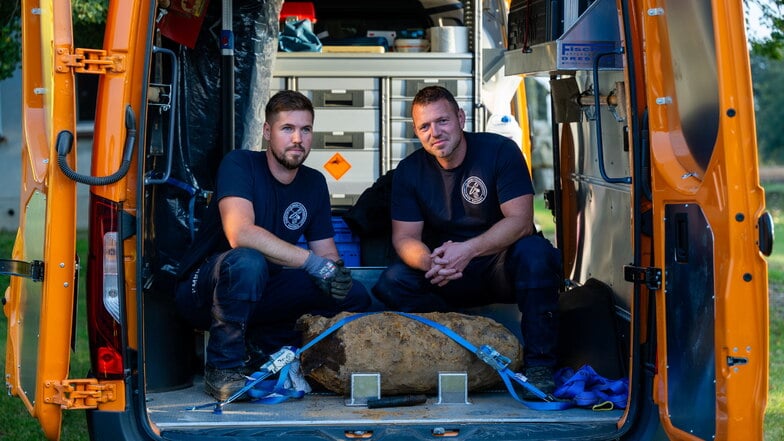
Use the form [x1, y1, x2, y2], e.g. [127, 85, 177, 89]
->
[372, 86, 562, 399]
[175, 91, 371, 401]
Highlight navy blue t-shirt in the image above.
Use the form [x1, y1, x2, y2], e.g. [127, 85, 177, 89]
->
[391, 132, 533, 248]
[216, 149, 334, 245]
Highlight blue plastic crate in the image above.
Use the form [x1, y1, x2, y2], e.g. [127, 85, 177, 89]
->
[296, 217, 361, 266]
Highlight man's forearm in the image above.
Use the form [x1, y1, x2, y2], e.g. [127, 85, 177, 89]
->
[394, 237, 433, 272]
[465, 216, 533, 257]
[231, 223, 310, 267]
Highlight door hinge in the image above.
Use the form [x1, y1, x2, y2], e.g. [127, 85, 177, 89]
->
[56, 47, 126, 74]
[0, 259, 44, 282]
[45, 379, 117, 410]
[624, 265, 662, 290]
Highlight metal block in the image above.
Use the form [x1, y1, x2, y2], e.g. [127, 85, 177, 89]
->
[436, 372, 470, 405]
[346, 373, 381, 406]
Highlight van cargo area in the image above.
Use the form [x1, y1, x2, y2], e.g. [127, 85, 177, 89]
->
[146, 389, 623, 438]
[136, 0, 631, 437]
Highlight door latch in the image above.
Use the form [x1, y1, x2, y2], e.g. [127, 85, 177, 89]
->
[624, 265, 661, 290]
[0, 259, 44, 282]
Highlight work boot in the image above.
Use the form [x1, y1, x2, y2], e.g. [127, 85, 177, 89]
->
[522, 366, 556, 401]
[204, 365, 250, 401]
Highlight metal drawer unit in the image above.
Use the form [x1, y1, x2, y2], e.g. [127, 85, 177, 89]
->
[298, 77, 381, 151]
[271, 53, 480, 203]
[292, 77, 382, 206]
[385, 77, 474, 171]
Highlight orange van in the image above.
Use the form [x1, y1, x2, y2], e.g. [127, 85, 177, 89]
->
[3, 0, 772, 440]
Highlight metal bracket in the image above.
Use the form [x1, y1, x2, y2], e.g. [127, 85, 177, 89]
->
[45, 379, 117, 410]
[56, 47, 126, 74]
[0, 259, 44, 282]
[437, 372, 469, 405]
[624, 265, 662, 290]
[147, 83, 173, 111]
[346, 373, 380, 406]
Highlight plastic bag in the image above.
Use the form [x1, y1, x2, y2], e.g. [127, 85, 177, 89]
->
[278, 19, 322, 52]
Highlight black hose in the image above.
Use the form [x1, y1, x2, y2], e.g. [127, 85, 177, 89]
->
[57, 105, 136, 186]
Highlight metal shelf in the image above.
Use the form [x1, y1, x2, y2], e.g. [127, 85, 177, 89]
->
[273, 52, 474, 78]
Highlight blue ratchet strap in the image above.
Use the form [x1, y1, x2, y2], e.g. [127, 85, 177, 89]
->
[188, 346, 298, 412]
[245, 312, 377, 404]
[392, 312, 573, 411]
[220, 312, 576, 410]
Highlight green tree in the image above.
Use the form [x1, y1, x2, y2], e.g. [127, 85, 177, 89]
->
[746, 0, 784, 59]
[0, 1, 21, 81]
[0, 0, 107, 81]
[751, 55, 784, 164]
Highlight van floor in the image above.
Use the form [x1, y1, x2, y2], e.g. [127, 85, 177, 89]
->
[145, 376, 623, 431]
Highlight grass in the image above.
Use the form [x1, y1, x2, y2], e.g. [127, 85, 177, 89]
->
[0, 232, 90, 441]
[764, 183, 784, 286]
[534, 195, 556, 240]
[0, 188, 780, 440]
[763, 181, 784, 441]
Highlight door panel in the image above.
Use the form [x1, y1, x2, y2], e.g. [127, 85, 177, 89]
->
[643, 0, 769, 439]
[664, 204, 716, 440]
[18, 192, 48, 397]
[3, 0, 78, 439]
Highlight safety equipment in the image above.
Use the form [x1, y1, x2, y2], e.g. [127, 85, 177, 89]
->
[329, 260, 353, 300]
[302, 251, 337, 295]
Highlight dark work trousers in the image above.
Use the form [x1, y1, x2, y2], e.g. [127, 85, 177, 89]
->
[175, 247, 372, 370]
[372, 234, 561, 368]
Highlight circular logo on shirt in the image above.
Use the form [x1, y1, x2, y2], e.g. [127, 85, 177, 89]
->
[462, 176, 487, 205]
[283, 202, 307, 230]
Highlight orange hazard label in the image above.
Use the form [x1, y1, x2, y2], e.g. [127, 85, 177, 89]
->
[324, 153, 351, 180]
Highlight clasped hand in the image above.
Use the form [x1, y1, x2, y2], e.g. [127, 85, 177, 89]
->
[425, 240, 474, 287]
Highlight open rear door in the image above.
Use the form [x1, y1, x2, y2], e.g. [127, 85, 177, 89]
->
[642, 1, 769, 439]
[2, 0, 78, 439]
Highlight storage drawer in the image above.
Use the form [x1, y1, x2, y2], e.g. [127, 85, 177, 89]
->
[390, 140, 422, 164]
[390, 78, 472, 99]
[312, 131, 379, 151]
[299, 77, 380, 108]
[313, 108, 380, 133]
[390, 96, 474, 118]
[270, 76, 287, 93]
[304, 149, 380, 198]
[390, 117, 474, 140]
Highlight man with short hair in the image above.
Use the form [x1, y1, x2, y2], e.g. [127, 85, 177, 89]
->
[176, 90, 371, 401]
[373, 86, 561, 397]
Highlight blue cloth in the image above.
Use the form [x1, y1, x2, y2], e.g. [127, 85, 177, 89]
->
[553, 365, 629, 409]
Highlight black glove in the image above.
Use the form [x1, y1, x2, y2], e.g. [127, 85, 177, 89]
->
[302, 252, 337, 296]
[329, 259, 353, 301]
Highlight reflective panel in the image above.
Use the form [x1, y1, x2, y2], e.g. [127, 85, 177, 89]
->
[20, 191, 47, 400]
[664, 0, 719, 171]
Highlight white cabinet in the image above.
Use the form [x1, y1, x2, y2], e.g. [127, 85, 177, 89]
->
[272, 53, 478, 205]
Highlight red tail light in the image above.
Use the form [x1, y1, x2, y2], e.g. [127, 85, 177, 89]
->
[87, 195, 125, 378]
